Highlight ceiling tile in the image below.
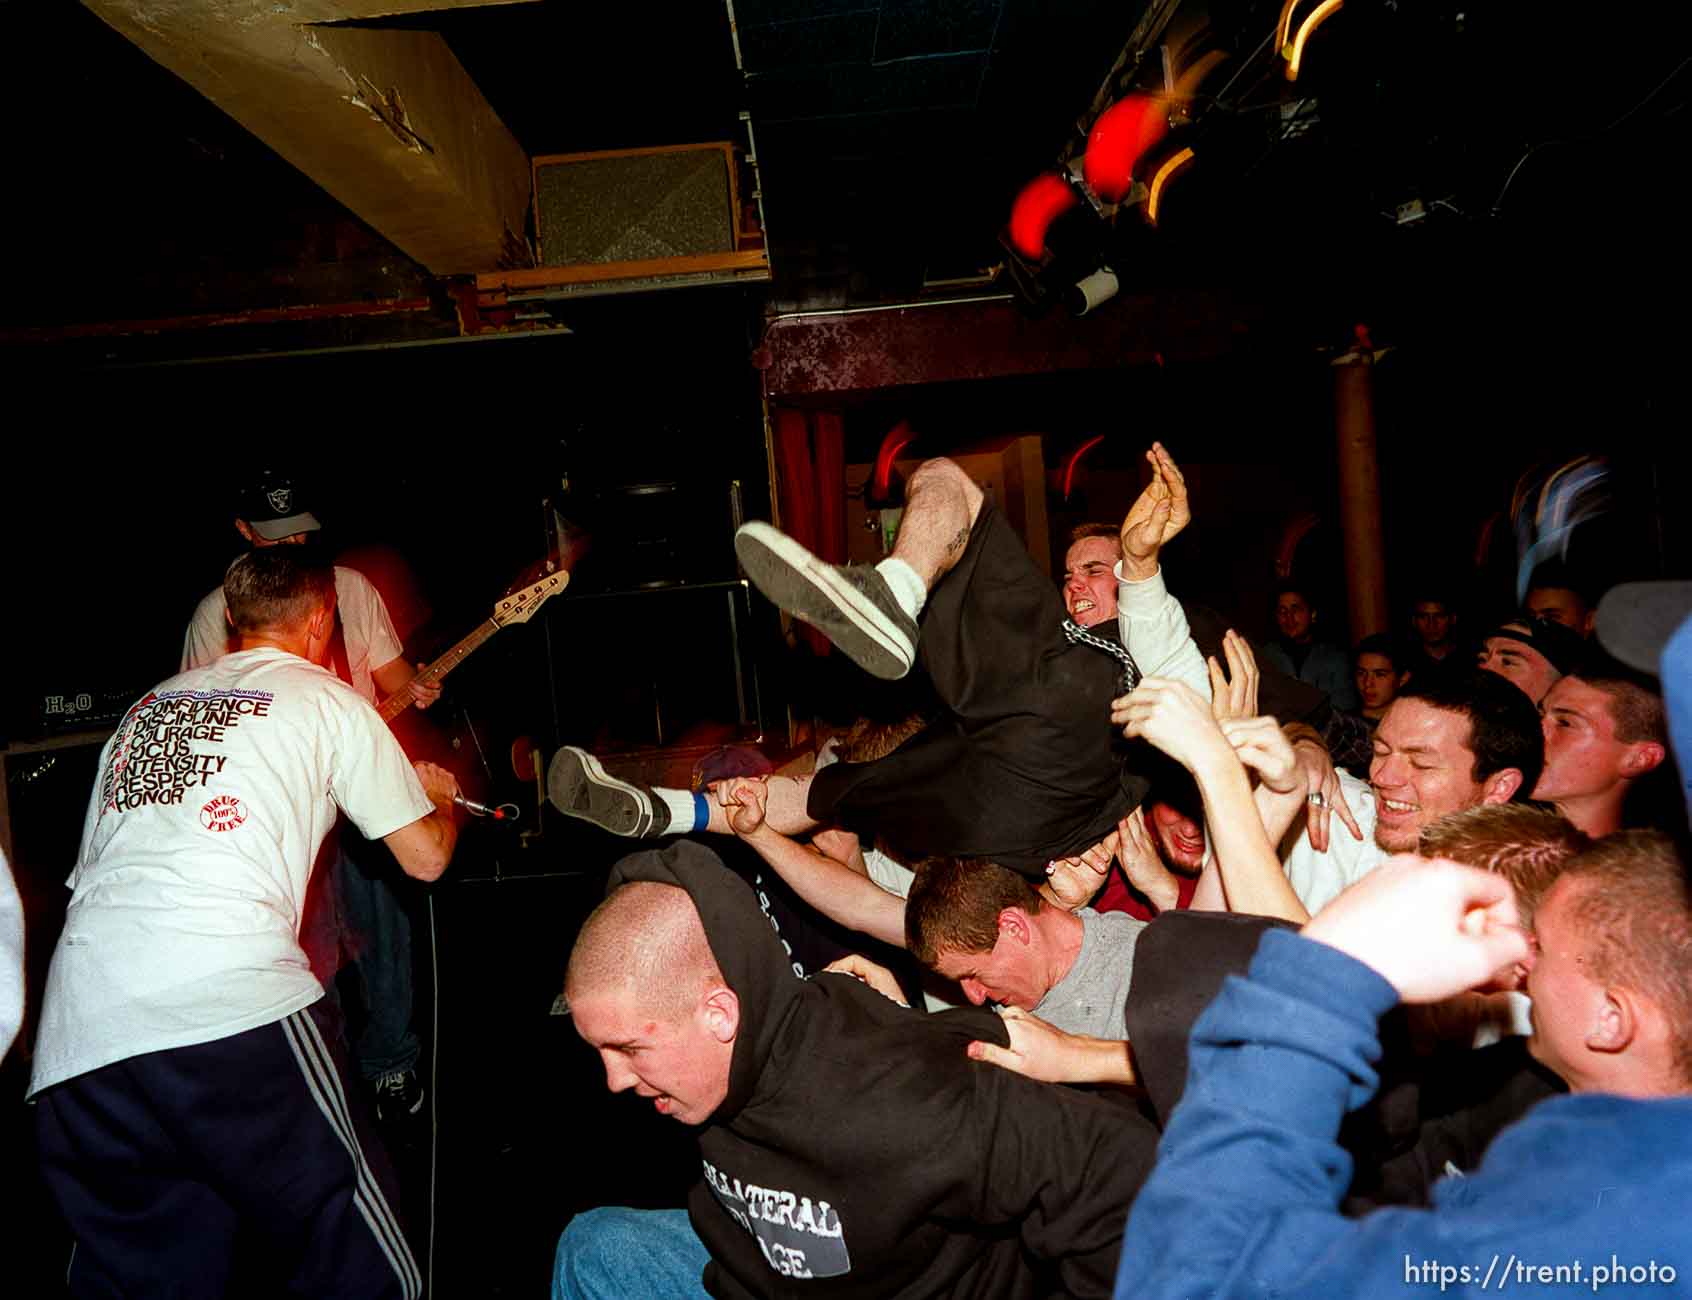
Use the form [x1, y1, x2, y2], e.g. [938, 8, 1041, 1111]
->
[739, 12, 879, 69]
[873, 0, 1001, 63]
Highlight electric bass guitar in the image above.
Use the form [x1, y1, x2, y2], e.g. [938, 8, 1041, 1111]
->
[375, 569, 569, 723]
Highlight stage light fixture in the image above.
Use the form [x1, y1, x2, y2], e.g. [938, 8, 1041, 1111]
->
[1145, 148, 1195, 225]
[1275, 0, 1301, 56]
[1082, 94, 1169, 205]
[1283, 0, 1343, 81]
[1067, 267, 1120, 317]
[1009, 172, 1080, 260]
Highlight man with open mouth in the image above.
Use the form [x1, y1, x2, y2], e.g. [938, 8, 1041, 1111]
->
[1272, 669, 1544, 914]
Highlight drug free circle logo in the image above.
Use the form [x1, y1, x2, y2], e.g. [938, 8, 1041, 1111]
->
[200, 795, 247, 832]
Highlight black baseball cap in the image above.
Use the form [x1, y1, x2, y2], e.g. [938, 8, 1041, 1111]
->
[239, 472, 321, 541]
[1479, 613, 1584, 676]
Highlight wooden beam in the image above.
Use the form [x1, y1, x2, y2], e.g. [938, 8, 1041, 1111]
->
[477, 249, 769, 293]
[757, 291, 1266, 400]
[81, 1, 536, 275]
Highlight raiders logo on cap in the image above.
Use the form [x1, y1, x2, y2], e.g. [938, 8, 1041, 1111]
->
[242, 472, 322, 542]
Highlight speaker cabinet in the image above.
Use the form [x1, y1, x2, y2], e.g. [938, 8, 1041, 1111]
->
[477, 139, 770, 301]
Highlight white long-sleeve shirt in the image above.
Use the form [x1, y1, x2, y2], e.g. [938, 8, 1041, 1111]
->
[1114, 564, 1212, 701]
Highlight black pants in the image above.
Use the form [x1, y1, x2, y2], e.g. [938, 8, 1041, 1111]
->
[809, 499, 1146, 878]
[35, 1000, 420, 1300]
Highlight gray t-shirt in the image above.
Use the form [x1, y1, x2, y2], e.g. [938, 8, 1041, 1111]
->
[1032, 907, 1147, 1039]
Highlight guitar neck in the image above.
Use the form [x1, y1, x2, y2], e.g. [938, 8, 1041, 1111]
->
[377, 617, 500, 722]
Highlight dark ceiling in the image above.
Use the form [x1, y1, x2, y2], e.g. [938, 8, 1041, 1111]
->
[2, 0, 1687, 712]
[5, 0, 1691, 361]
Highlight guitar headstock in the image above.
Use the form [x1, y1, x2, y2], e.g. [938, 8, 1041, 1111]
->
[493, 570, 569, 627]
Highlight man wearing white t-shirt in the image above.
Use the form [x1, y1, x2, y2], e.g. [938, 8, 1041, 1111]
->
[32, 549, 461, 1300]
[180, 473, 435, 708]
[1271, 671, 1544, 914]
[183, 471, 441, 1124]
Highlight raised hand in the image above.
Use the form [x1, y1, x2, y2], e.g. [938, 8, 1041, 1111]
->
[1110, 677, 1232, 772]
[1281, 727, 1363, 851]
[1302, 857, 1532, 1003]
[1110, 808, 1180, 912]
[1207, 629, 1259, 723]
[1219, 716, 1300, 795]
[1119, 442, 1191, 579]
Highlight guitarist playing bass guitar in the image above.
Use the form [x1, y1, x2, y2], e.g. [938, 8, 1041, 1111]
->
[181, 472, 449, 1131]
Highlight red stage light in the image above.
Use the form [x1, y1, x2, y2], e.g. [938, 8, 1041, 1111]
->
[1008, 173, 1079, 260]
[1082, 95, 1169, 204]
[1062, 434, 1107, 501]
[873, 420, 916, 501]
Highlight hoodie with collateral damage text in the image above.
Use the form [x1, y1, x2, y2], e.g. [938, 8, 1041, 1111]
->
[606, 840, 1158, 1300]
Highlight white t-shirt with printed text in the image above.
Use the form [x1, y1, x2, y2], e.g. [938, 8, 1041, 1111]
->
[28, 648, 432, 1095]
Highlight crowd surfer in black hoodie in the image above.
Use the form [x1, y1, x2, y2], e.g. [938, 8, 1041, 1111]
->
[560, 839, 1160, 1299]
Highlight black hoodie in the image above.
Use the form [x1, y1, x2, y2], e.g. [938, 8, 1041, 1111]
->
[606, 840, 1159, 1299]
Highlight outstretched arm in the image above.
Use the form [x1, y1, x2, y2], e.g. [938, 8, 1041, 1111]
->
[718, 779, 907, 947]
[1117, 442, 1190, 583]
[702, 772, 821, 837]
[1112, 679, 1308, 922]
[1258, 721, 1364, 852]
[967, 1005, 1139, 1087]
[1115, 443, 1210, 696]
[1116, 863, 1532, 1299]
[1208, 631, 1361, 854]
[383, 760, 461, 881]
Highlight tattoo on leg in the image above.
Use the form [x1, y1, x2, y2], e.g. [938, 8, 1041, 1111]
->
[945, 526, 969, 556]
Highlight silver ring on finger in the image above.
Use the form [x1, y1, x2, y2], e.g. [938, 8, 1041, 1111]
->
[1307, 792, 1326, 807]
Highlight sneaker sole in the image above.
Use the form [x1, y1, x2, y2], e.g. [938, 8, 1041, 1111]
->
[547, 747, 655, 836]
[735, 523, 915, 680]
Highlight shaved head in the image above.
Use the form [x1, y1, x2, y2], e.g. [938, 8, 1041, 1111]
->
[566, 881, 725, 1022]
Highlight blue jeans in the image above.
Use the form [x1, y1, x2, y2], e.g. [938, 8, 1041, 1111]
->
[552, 1208, 710, 1300]
[337, 831, 419, 1080]
[300, 831, 419, 1082]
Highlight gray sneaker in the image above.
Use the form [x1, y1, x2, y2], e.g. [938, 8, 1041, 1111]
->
[734, 522, 919, 680]
[547, 747, 669, 837]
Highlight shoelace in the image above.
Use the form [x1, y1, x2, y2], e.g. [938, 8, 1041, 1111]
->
[1062, 620, 1142, 695]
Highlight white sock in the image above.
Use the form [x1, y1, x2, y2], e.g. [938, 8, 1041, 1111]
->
[655, 786, 700, 833]
[875, 557, 927, 621]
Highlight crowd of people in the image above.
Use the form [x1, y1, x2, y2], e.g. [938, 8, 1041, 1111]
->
[3, 448, 1686, 1300]
[550, 445, 1691, 1299]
